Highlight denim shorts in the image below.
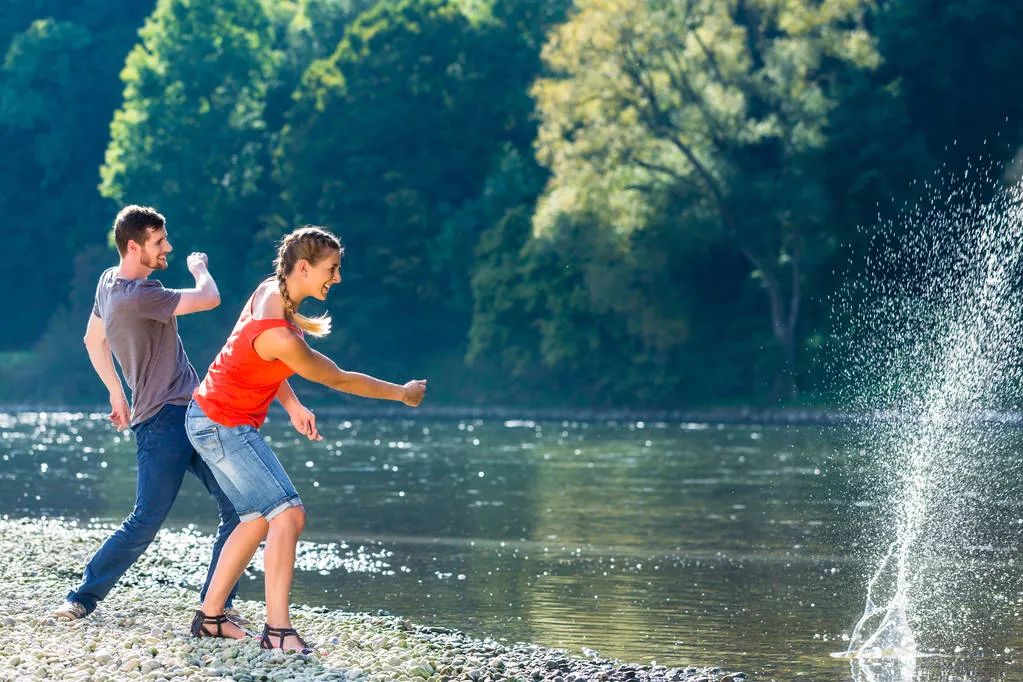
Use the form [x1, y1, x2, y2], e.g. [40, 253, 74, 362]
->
[185, 400, 303, 522]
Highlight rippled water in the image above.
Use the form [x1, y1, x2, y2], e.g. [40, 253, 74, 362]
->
[1, 411, 1020, 680]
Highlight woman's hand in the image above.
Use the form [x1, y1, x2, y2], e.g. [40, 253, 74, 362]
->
[401, 379, 428, 407]
[288, 404, 322, 441]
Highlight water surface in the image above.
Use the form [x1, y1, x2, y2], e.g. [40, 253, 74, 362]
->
[1, 411, 1019, 680]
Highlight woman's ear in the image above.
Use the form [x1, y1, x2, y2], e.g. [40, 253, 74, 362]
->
[296, 258, 311, 277]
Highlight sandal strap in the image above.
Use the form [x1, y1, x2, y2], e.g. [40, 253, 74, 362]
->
[260, 624, 310, 651]
[264, 625, 298, 635]
[205, 614, 229, 637]
[191, 610, 231, 638]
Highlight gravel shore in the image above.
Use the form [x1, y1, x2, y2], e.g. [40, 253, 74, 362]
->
[0, 518, 746, 682]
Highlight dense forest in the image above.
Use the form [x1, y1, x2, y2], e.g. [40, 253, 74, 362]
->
[1, 0, 1021, 408]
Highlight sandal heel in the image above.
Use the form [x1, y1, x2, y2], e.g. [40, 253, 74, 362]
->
[190, 609, 232, 638]
[259, 623, 313, 654]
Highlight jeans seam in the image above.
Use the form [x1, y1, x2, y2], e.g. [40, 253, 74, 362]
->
[233, 430, 291, 501]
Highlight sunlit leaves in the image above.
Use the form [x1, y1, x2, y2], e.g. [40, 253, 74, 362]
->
[529, 0, 880, 396]
[534, 0, 879, 237]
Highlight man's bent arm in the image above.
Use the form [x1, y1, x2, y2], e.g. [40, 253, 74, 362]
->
[84, 313, 129, 428]
[174, 253, 221, 316]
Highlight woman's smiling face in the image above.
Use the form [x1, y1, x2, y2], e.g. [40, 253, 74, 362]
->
[309, 250, 342, 300]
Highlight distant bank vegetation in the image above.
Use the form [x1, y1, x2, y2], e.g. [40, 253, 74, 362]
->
[2, 0, 1022, 408]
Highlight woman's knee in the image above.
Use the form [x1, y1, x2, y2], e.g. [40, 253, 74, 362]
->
[239, 516, 269, 537]
[269, 505, 305, 536]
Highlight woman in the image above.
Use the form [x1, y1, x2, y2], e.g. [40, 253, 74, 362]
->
[185, 226, 426, 652]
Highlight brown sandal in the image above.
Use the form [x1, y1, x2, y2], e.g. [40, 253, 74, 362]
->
[259, 623, 313, 654]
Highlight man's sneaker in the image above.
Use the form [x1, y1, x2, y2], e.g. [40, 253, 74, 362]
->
[53, 601, 88, 621]
[223, 606, 251, 627]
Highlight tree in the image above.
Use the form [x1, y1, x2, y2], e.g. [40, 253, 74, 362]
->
[877, 0, 1023, 169]
[0, 0, 372, 401]
[100, 0, 280, 327]
[277, 0, 560, 384]
[0, 2, 152, 349]
[531, 0, 880, 398]
[466, 148, 549, 385]
[468, 147, 710, 406]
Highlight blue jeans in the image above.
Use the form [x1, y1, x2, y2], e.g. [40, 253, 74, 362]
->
[66, 404, 241, 613]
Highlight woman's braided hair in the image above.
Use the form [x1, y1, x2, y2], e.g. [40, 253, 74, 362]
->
[273, 225, 343, 338]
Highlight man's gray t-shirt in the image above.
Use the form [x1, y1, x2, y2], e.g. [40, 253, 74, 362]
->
[93, 267, 198, 426]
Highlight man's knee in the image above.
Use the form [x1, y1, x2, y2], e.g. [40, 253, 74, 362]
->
[120, 509, 165, 544]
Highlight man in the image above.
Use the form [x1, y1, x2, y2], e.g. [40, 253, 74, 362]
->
[53, 205, 246, 622]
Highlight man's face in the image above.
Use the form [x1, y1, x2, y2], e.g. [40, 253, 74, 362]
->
[136, 227, 172, 270]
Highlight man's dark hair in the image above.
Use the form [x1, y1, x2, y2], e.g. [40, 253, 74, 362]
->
[113, 205, 166, 256]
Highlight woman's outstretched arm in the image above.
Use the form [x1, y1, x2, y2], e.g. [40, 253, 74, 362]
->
[258, 328, 426, 406]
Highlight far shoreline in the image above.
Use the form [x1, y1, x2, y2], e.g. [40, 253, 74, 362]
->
[3, 403, 1023, 427]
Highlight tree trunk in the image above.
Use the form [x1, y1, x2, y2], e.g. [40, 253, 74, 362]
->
[679, 168, 803, 401]
[759, 269, 799, 400]
[736, 238, 802, 401]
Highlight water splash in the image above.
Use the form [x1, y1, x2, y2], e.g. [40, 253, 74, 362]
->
[833, 164, 1023, 677]
[849, 541, 915, 657]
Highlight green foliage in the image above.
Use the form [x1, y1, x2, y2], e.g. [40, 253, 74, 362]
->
[2, 0, 366, 393]
[96, 0, 372, 364]
[529, 0, 881, 398]
[0, 245, 109, 403]
[275, 0, 565, 384]
[466, 149, 549, 382]
[4, 0, 1023, 408]
[0, 1, 152, 349]
[263, 0, 378, 130]
[100, 0, 279, 311]
[877, 0, 1023, 168]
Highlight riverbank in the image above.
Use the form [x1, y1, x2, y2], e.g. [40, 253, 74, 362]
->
[0, 402, 865, 425]
[0, 518, 745, 682]
[6, 402, 1023, 427]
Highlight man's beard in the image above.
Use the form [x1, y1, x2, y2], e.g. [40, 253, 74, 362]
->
[141, 252, 167, 270]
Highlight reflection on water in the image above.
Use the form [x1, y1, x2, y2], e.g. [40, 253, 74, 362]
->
[0, 411, 1020, 679]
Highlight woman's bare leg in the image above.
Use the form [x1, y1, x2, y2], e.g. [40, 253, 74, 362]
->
[199, 517, 268, 638]
[263, 505, 306, 649]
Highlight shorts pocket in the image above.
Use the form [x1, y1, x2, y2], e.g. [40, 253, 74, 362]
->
[189, 426, 226, 464]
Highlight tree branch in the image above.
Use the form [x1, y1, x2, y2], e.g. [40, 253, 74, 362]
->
[688, 27, 730, 89]
[630, 155, 687, 183]
[786, 233, 802, 335]
[659, 48, 731, 150]
[612, 39, 729, 223]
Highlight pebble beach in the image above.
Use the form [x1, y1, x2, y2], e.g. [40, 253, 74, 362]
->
[0, 518, 746, 682]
